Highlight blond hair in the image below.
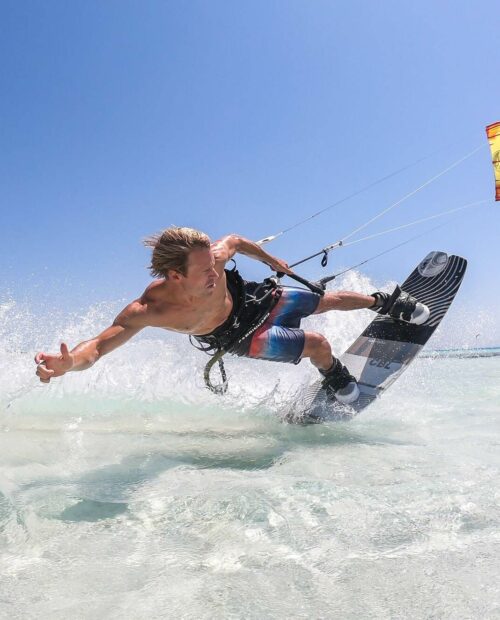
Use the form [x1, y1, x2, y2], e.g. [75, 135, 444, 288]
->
[143, 226, 211, 278]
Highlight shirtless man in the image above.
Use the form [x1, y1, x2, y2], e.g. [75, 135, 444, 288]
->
[35, 227, 429, 404]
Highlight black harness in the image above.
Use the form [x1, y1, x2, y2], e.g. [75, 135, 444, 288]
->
[190, 266, 283, 394]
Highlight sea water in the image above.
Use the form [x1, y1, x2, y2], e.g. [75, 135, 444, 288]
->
[1, 273, 499, 619]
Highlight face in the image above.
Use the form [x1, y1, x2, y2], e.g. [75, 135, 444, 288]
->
[180, 248, 219, 294]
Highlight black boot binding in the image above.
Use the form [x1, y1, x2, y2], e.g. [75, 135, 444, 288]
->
[370, 285, 430, 325]
[319, 358, 359, 404]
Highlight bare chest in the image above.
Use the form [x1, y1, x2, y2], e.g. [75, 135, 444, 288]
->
[147, 289, 234, 335]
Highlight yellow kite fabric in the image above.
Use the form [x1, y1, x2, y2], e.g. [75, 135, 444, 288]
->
[486, 122, 500, 201]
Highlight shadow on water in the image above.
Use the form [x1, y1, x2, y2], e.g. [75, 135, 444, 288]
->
[13, 417, 419, 523]
[4, 394, 423, 523]
[60, 499, 128, 522]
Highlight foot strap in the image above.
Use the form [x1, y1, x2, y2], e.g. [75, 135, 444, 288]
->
[371, 285, 402, 314]
[319, 359, 356, 391]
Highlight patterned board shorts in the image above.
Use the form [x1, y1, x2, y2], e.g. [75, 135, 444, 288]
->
[234, 286, 321, 364]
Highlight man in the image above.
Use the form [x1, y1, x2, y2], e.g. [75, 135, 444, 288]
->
[35, 227, 429, 404]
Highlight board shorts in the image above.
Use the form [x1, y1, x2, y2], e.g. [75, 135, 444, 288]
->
[232, 286, 321, 364]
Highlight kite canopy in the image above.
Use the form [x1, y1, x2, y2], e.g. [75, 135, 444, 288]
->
[486, 122, 500, 201]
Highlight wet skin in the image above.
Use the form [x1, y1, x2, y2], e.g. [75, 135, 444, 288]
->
[34, 234, 376, 383]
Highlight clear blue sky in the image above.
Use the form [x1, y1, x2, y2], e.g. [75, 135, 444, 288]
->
[1, 1, 499, 329]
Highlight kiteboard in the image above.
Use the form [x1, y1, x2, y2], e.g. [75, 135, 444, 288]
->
[291, 251, 467, 423]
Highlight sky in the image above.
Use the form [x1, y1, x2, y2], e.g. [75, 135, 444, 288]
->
[1, 1, 499, 341]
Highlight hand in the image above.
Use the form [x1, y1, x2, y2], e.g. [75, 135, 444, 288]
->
[34, 343, 74, 384]
[267, 257, 294, 276]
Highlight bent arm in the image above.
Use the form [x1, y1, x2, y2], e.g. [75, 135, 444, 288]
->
[212, 234, 293, 274]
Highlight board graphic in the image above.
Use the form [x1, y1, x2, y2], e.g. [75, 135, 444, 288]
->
[292, 251, 467, 423]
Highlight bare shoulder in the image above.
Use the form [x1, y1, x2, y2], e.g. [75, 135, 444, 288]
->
[141, 279, 166, 302]
[112, 298, 149, 329]
[211, 234, 239, 265]
[113, 281, 166, 328]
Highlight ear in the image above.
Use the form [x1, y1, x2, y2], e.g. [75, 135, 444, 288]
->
[167, 269, 183, 281]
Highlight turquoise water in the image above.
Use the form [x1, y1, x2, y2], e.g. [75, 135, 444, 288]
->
[423, 346, 500, 358]
[1, 282, 500, 619]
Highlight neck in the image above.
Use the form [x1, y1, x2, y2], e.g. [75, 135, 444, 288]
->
[164, 279, 215, 304]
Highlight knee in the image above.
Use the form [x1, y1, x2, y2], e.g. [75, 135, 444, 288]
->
[303, 332, 331, 358]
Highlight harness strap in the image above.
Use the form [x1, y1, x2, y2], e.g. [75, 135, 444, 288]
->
[202, 284, 283, 395]
[203, 353, 228, 395]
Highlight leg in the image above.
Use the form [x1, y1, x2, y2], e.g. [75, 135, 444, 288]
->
[301, 331, 336, 371]
[314, 287, 430, 324]
[265, 286, 322, 327]
[237, 326, 359, 404]
[314, 291, 375, 314]
[243, 326, 338, 373]
[302, 331, 359, 404]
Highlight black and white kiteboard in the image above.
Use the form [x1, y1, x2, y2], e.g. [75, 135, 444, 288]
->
[291, 251, 467, 423]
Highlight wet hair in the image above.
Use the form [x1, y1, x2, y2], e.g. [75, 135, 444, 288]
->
[143, 226, 211, 278]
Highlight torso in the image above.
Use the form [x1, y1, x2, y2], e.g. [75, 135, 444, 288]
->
[132, 268, 234, 336]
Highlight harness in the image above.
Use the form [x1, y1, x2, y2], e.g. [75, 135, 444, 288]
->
[190, 265, 283, 394]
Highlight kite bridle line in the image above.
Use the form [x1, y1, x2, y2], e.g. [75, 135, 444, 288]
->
[284, 199, 489, 277]
[256, 144, 488, 277]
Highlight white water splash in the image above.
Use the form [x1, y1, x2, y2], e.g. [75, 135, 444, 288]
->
[1, 272, 499, 619]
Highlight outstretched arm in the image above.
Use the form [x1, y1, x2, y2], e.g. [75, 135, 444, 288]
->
[34, 302, 144, 384]
[212, 234, 293, 274]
